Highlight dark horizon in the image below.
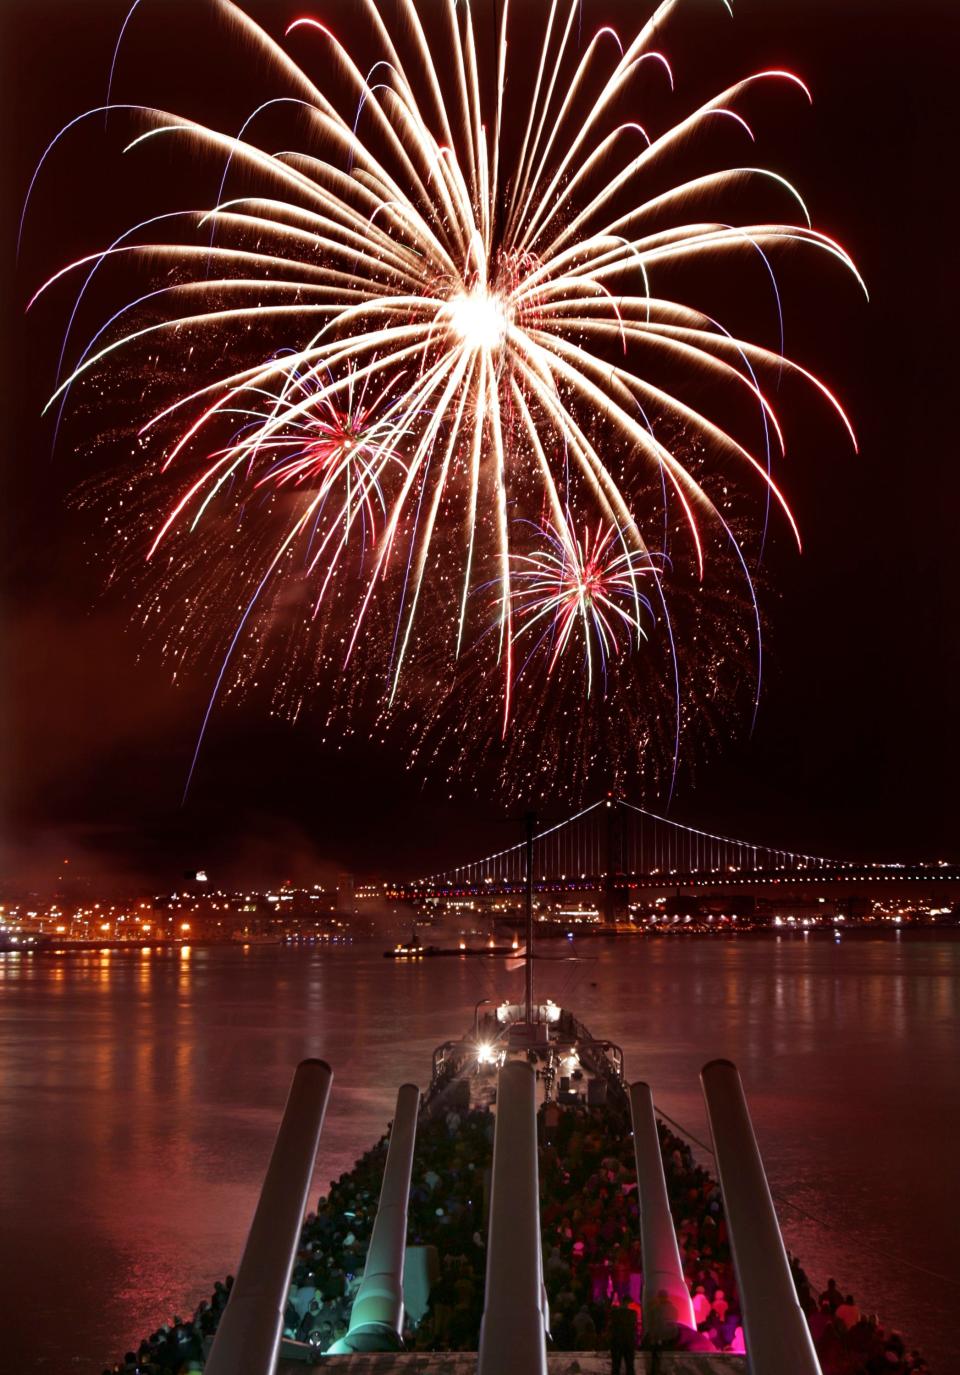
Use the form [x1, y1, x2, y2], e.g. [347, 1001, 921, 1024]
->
[2, 0, 957, 893]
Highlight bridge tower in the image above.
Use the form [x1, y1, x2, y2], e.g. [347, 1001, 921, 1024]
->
[602, 798, 629, 925]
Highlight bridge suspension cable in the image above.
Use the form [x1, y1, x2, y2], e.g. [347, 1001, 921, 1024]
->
[418, 800, 606, 887]
[618, 800, 840, 871]
[415, 796, 853, 890]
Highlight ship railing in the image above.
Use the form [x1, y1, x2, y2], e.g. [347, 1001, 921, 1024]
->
[430, 1038, 469, 1089]
[576, 1036, 624, 1083]
[566, 1010, 625, 1088]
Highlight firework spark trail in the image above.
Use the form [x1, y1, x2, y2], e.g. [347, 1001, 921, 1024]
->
[26, 0, 862, 794]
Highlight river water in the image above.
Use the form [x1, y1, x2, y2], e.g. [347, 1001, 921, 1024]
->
[0, 933, 956, 1372]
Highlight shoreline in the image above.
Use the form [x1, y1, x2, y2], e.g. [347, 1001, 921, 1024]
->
[1, 924, 956, 956]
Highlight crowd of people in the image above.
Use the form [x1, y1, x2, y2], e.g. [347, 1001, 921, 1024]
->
[106, 1080, 930, 1374]
[793, 1266, 930, 1375]
[102, 1281, 232, 1374]
[287, 1098, 495, 1354]
[534, 1098, 930, 1375]
[537, 1095, 743, 1355]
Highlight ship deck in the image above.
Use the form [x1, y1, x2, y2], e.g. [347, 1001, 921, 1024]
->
[183, 999, 879, 1373]
[272, 1007, 744, 1371]
[279, 1352, 746, 1373]
[430, 1000, 627, 1117]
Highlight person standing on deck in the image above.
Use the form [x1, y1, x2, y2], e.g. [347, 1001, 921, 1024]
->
[606, 1295, 637, 1375]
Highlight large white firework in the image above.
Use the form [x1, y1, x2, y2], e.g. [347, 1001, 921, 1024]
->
[26, 0, 863, 787]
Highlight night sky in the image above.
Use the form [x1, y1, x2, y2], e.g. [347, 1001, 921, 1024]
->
[1, 0, 956, 892]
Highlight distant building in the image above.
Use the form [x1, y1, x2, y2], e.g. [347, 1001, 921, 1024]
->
[336, 873, 356, 911]
[699, 893, 756, 918]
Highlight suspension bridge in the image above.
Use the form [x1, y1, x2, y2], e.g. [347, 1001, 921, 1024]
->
[390, 799, 959, 915]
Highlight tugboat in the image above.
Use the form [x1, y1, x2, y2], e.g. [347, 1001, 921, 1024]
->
[384, 920, 519, 959]
[384, 939, 521, 960]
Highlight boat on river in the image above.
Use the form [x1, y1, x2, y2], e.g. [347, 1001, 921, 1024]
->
[383, 940, 519, 959]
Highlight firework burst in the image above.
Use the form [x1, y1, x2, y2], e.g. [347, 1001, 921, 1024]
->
[512, 518, 658, 694]
[25, 0, 862, 796]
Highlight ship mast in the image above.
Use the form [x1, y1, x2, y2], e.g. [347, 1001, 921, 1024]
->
[524, 810, 536, 1024]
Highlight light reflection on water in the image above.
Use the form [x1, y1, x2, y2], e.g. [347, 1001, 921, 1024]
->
[0, 935, 957, 1372]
